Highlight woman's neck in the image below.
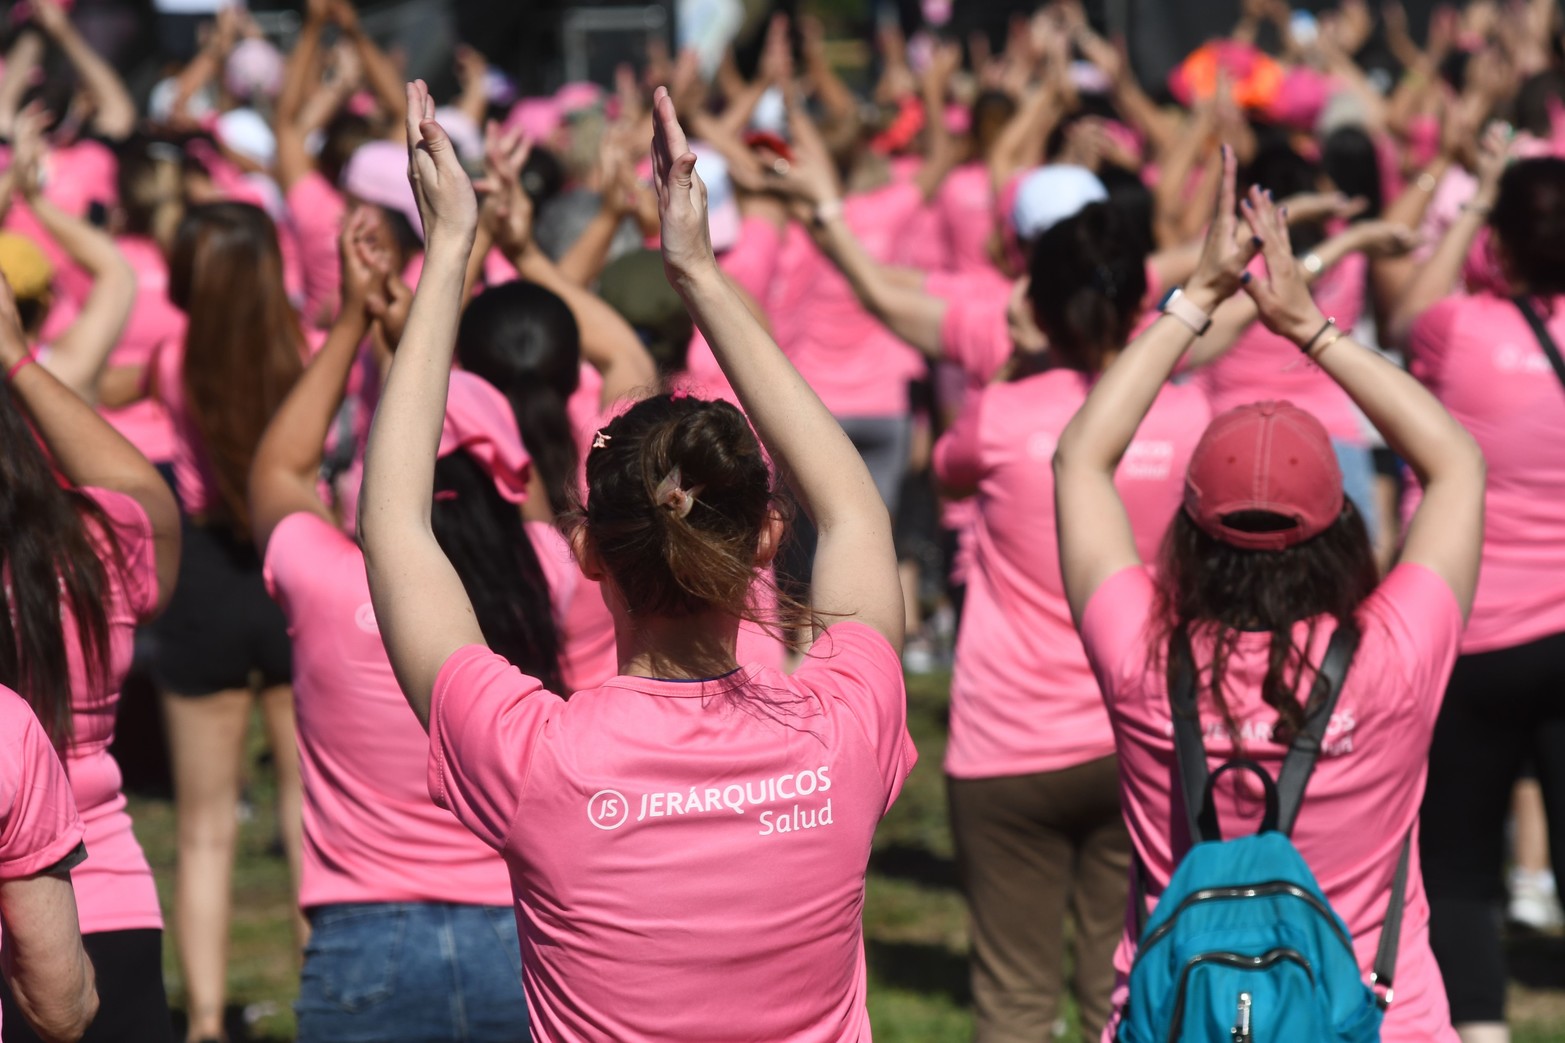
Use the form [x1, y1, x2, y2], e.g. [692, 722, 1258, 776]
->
[615, 608, 743, 681]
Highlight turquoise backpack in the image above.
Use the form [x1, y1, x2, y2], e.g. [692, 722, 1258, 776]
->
[1118, 626, 1412, 1043]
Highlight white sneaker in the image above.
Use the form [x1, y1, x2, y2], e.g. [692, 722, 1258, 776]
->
[1508, 868, 1565, 932]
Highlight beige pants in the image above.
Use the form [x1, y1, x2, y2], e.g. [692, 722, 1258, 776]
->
[948, 755, 1131, 1043]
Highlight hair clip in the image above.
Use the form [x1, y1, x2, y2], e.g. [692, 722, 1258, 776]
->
[652, 466, 705, 520]
[670, 386, 691, 401]
[433, 489, 459, 502]
[592, 430, 613, 450]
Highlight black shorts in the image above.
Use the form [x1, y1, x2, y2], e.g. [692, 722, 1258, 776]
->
[153, 519, 291, 696]
[0, 928, 173, 1043]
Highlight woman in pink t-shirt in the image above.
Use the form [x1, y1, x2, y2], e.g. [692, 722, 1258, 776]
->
[250, 213, 539, 1041]
[358, 86, 914, 1043]
[932, 201, 1209, 1042]
[0, 268, 181, 1041]
[1054, 155, 1484, 1043]
[1406, 155, 1565, 1043]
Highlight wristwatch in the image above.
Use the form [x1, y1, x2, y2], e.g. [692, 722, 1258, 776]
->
[1162, 287, 1213, 336]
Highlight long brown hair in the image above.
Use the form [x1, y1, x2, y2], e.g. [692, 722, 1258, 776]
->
[169, 202, 304, 536]
[0, 386, 123, 752]
[1154, 503, 1378, 744]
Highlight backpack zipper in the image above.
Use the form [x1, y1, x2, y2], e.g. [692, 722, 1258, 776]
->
[1134, 881, 1354, 967]
[1232, 991, 1252, 1043]
[1166, 949, 1314, 1043]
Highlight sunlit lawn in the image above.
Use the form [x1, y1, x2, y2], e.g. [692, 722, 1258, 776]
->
[122, 672, 1565, 1042]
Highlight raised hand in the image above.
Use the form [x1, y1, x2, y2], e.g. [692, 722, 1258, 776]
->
[1238, 186, 1327, 345]
[402, 80, 477, 251]
[475, 120, 534, 253]
[11, 102, 48, 199]
[650, 86, 715, 287]
[339, 207, 387, 316]
[1471, 120, 1512, 208]
[1184, 145, 1262, 309]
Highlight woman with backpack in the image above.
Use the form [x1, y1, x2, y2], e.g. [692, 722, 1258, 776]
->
[356, 82, 913, 1041]
[1406, 154, 1565, 1043]
[1053, 146, 1484, 1042]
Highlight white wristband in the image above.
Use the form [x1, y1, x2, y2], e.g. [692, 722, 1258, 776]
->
[1162, 288, 1212, 336]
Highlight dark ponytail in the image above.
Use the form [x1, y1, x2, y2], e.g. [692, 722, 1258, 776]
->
[432, 451, 566, 695]
[456, 281, 582, 517]
[1026, 202, 1149, 373]
[578, 394, 813, 640]
[0, 387, 122, 753]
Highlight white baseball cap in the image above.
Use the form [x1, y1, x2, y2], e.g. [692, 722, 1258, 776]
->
[1011, 164, 1108, 242]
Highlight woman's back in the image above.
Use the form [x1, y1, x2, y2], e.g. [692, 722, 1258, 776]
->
[1078, 563, 1463, 1043]
[1408, 292, 1565, 653]
[428, 623, 913, 1043]
[935, 371, 1207, 778]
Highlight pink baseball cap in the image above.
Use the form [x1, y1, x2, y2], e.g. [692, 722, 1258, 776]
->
[506, 97, 564, 142]
[438, 370, 531, 504]
[1183, 401, 1344, 551]
[341, 140, 422, 237]
[225, 37, 284, 101]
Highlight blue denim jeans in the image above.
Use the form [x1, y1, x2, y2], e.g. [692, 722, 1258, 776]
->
[296, 903, 529, 1043]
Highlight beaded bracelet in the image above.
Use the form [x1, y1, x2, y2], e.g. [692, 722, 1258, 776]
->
[3, 351, 37, 383]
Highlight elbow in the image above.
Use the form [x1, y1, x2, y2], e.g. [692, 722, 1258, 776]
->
[20, 980, 97, 1043]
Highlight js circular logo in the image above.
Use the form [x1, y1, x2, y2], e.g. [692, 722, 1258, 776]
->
[587, 789, 630, 831]
[354, 603, 379, 634]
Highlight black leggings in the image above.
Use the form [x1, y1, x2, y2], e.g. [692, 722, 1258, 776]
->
[0, 928, 173, 1042]
[1420, 628, 1565, 1024]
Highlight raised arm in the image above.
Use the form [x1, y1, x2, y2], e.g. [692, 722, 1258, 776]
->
[1055, 146, 1257, 622]
[0, 32, 44, 137]
[334, 0, 406, 124]
[359, 82, 484, 725]
[12, 111, 135, 400]
[654, 87, 902, 647]
[1240, 188, 1485, 615]
[250, 211, 381, 552]
[30, 0, 135, 140]
[0, 274, 179, 613]
[911, 41, 963, 202]
[273, 0, 331, 191]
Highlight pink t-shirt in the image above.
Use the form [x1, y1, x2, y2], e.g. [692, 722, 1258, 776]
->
[935, 163, 997, 274]
[1080, 564, 1463, 1043]
[1407, 294, 1565, 653]
[1199, 254, 1370, 444]
[262, 512, 515, 909]
[101, 237, 182, 464]
[934, 373, 1208, 778]
[927, 267, 1016, 385]
[428, 622, 915, 1043]
[285, 171, 348, 331]
[55, 489, 163, 933]
[769, 186, 928, 418]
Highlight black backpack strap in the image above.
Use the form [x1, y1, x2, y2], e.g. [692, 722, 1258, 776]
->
[1275, 625, 1362, 836]
[1168, 630, 1209, 852]
[1513, 295, 1565, 394]
[1371, 832, 1413, 1010]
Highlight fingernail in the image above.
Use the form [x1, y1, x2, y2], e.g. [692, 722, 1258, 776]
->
[1241, 272, 1252, 284]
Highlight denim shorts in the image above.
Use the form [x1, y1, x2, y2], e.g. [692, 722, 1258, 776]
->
[296, 902, 529, 1043]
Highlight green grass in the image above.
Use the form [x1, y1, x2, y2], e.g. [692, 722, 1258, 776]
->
[128, 673, 1565, 1042]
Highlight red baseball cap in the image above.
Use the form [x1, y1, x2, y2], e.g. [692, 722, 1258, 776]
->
[1183, 401, 1344, 552]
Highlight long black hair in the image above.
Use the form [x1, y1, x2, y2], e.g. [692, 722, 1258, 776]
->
[432, 450, 566, 695]
[0, 386, 124, 752]
[456, 281, 582, 518]
[1491, 157, 1565, 296]
[1154, 502, 1378, 745]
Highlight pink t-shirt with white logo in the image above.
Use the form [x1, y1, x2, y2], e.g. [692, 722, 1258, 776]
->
[54, 489, 163, 933]
[101, 237, 182, 464]
[1080, 564, 1462, 1043]
[1407, 293, 1565, 653]
[769, 186, 927, 418]
[428, 622, 915, 1043]
[1198, 254, 1370, 444]
[934, 373, 1207, 778]
[262, 512, 516, 909]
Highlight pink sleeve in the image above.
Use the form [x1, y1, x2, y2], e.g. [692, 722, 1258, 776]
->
[932, 279, 1012, 384]
[1405, 296, 1463, 392]
[931, 394, 984, 491]
[428, 644, 564, 849]
[84, 488, 159, 621]
[1078, 566, 1160, 703]
[0, 691, 84, 880]
[794, 622, 916, 808]
[720, 217, 783, 301]
[262, 512, 344, 610]
[1360, 564, 1464, 719]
